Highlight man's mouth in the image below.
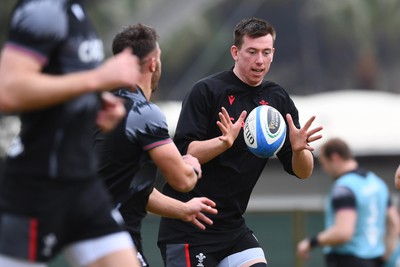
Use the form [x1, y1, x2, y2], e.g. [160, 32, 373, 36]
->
[252, 68, 264, 74]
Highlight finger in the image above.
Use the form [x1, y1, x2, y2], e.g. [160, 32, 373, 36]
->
[197, 169, 202, 179]
[307, 126, 323, 137]
[285, 113, 296, 131]
[302, 115, 317, 131]
[312, 134, 323, 142]
[192, 218, 206, 230]
[307, 133, 323, 143]
[200, 205, 218, 215]
[199, 197, 217, 207]
[220, 107, 231, 123]
[220, 106, 228, 116]
[196, 213, 213, 225]
[216, 121, 227, 134]
[237, 110, 247, 123]
[218, 111, 228, 125]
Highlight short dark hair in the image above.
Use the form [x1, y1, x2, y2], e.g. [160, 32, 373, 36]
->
[320, 138, 353, 160]
[233, 17, 276, 48]
[112, 23, 158, 61]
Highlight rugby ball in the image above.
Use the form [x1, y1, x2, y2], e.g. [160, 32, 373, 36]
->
[243, 105, 287, 158]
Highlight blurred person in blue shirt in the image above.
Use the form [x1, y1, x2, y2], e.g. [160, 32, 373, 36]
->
[297, 138, 400, 267]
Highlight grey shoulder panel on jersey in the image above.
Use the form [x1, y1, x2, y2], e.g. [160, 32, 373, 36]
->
[11, 0, 68, 40]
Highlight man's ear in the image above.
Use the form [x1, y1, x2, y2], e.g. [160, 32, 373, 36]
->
[230, 45, 238, 61]
[271, 47, 275, 62]
[149, 57, 156, 72]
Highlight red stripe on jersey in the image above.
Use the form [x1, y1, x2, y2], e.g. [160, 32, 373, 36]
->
[184, 243, 191, 267]
[28, 218, 38, 261]
[143, 138, 172, 151]
[5, 43, 48, 65]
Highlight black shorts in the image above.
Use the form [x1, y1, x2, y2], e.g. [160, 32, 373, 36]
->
[325, 253, 384, 267]
[159, 230, 262, 267]
[0, 176, 125, 263]
[128, 232, 150, 267]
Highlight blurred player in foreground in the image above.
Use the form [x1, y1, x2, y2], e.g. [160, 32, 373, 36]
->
[0, 0, 141, 266]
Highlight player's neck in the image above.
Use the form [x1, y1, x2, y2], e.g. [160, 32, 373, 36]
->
[136, 78, 152, 101]
[336, 160, 358, 178]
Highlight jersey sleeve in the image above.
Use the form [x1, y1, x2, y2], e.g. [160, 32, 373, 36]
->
[7, 1, 68, 63]
[174, 81, 212, 154]
[125, 103, 172, 151]
[331, 185, 356, 211]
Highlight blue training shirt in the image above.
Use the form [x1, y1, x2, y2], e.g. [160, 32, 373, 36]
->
[324, 168, 389, 259]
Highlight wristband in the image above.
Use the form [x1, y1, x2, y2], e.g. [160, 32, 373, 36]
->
[309, 235, 319, 248]
[193, 167, 200, 178]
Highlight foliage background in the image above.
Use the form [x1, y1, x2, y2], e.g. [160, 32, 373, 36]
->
[1, 0, 400, 101]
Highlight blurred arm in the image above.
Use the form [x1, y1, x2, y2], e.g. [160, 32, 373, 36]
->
[0, 47, 138, 112]
[297, 209, 355, 260]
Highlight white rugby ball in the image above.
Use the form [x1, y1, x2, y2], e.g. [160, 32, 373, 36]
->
[243, 105, 287, 158]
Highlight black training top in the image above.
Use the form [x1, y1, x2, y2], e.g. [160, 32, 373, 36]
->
[158, 69, 300, 246]
[3, 0, 103, 180]
[93, 88, 172, 236]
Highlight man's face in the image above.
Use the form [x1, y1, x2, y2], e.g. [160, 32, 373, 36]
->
[231, 34, 275, 87]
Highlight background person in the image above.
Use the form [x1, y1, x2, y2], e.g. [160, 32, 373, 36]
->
[92, 24, 218, 267]
[0, 1, 141, 267]
[157, 17, 323, 267]
[297, 138, 400, 267]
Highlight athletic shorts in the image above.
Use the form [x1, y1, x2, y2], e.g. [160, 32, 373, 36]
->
[325, 253, 385, 267]
[0, 176, 130, 263]
[159, 230, 266, 267]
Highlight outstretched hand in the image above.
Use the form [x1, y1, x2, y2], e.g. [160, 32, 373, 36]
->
[217, 107, 247, 148]
[286, 114, 323, 153]
[182, 197, 218, 230]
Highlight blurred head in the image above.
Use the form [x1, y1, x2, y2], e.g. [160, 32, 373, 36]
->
[112, 23, 161, 92]
[318, 138, 356, 179]
[231, 17, 276, 87]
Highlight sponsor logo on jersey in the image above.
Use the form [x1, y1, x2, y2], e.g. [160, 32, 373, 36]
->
[228, 95, 236, 105]
[78, 39, 104, 63]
